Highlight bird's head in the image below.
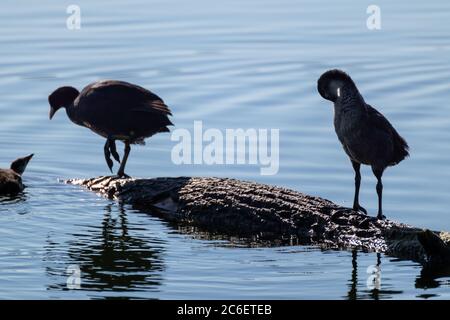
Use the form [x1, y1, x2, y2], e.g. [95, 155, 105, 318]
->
[317, 69, 357, 102]
[10, 154, 33, 176]
[48, 86, 79, 119]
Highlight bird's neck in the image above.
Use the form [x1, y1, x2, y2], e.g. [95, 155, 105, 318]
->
[334, 89, 365, 114]
[65, 104, 83, 126]
[333, 92, 366, 131]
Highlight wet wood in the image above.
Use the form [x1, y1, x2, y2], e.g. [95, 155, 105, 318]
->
[66, 176, 450, 266]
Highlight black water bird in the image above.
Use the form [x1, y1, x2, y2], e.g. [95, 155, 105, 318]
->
[0, 154, 33, 195]
[318, 69, 409, 219]
[48, 80, 173, 177]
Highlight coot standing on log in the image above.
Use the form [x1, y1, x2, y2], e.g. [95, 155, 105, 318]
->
[0, 154, 33, 195]
[48, 80, 173, 177]
[317, 69, 409, 219]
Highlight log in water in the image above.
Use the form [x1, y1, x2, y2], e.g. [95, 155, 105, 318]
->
[67, 176, 450, 266]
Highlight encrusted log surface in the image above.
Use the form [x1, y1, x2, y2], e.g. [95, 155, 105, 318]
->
[66, 176, 450, 266]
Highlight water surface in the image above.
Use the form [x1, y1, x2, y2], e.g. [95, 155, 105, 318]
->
[0, 0, 449, 299]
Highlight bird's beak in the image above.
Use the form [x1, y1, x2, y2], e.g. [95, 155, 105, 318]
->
[25, 154, 34, 162]
[49, 107, 56, 120]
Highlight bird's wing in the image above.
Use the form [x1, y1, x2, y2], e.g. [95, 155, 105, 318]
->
[80, 80, 173, 116]
[365, 104, 397, 133]
[366, 104, 409, 164]
[131, 98, 172, 116]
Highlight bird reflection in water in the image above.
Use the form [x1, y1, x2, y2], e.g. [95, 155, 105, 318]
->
[0, 192, 29, 215]
[346, 251, 403, 300]
[416, 263, 450, 294]
[45, 203, 165, 296]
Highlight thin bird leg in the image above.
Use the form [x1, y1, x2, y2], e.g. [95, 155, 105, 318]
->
[117, 141, 131, 178]
[351, 160, 367, 215]
[108, 138, 121, 164]
[104, 139, 114, 173]
[372, 167, 385, 220]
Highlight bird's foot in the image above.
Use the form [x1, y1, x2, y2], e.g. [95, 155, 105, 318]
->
[104, 140, 114, 172]
[105, 157, 114, 173]
[377, 213, 386, 220]
[353, 205, 367, 215]
[116, 171, 131, 179]
[109, 140, 121, 164]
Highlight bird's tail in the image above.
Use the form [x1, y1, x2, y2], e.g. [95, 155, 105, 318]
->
[390, 131, 409, 165]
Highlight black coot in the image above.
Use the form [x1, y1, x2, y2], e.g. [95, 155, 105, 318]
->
[318, 69, 409, 219]
[48, 80, 173, 177]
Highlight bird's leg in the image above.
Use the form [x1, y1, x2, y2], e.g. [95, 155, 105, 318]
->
[372, 167, 385, 220]
[108, 138, 121, 164]
[117, 141, 131, 178]
[352, 161, 367, 215]
[104, 140, 114, 173]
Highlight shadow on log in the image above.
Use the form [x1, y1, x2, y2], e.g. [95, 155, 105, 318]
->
[66, 176, 450, 267]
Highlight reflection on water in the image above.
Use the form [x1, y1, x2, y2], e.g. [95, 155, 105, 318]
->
[347, 251, 359, 300]
[0, 192, 29, 215]
[45, 203, 165, 298]
[416, 264, 450, 293]
[346, 252, 404, 300]
[1, 187, 448, 299]
[1, 0, 450, 299]
[0, 193, 27, 205]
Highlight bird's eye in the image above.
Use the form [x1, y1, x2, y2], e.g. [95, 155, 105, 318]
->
[337, 87, 341, 97]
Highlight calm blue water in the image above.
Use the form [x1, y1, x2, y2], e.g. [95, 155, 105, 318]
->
[0, 0, 449, 299]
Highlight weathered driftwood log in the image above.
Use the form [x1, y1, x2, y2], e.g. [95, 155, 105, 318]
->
[67, 176, 450, 266]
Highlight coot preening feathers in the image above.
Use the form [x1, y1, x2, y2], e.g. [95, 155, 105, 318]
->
[48, 80, 173, 177]
[318, 69, 409, 219]
[0, 154, 33, 195]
